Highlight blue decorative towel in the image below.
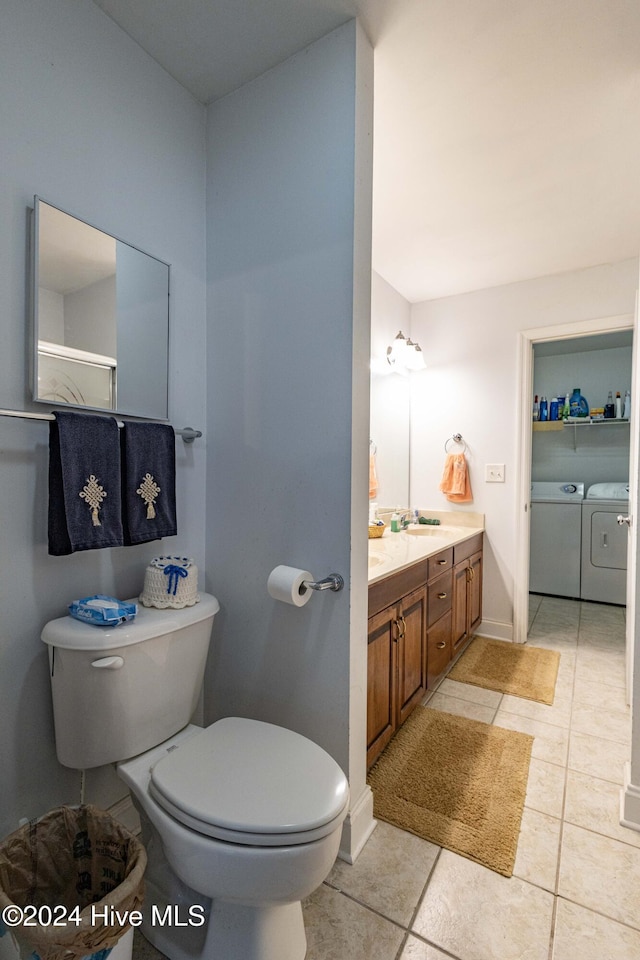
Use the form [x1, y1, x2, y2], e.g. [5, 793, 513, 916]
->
[48, 411, 124, 556]
[121, 421, 177, 545]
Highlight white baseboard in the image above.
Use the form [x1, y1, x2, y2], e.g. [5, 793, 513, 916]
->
[477, 618, 513, 642]
[620, 762, 640, 833]
[337, 784, 375, 864]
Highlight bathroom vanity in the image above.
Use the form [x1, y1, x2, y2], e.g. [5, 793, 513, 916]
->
[367, 513, 484, 768]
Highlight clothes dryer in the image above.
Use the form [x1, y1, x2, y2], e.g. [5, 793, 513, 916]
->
[529, 482, 584, 599]
[581, 482, 629, 605]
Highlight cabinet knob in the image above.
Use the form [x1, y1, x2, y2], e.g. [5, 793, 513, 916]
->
[437, 592, 447, 600]
[436, 641, 447, 649]
[438, 559, 447, 565]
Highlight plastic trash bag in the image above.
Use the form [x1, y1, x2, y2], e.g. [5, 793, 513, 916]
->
[0, 806, 146, 960]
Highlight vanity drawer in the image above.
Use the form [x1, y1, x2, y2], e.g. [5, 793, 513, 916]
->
[453, 533, 483, 564]
[427, 548, 453, 581]
[427, 611, 452, 687]
[427, 570, 453, 626]
[368, 559, 429, 618]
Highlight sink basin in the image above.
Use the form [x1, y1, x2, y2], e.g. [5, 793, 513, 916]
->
[368, 555, 384, 569]
[404, 525, 454, 536]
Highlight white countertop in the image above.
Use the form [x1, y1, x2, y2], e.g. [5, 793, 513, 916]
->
[368, 510, 485, 585]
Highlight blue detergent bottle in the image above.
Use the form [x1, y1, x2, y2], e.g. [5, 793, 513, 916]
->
[569, 387, 589, 418]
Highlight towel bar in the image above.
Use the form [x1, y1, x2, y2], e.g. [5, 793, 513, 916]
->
[0, 407, 202, 443]
[444, 433, 467, 453]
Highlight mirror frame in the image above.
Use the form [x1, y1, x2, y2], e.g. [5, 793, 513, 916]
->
[30, 196, 171, 420]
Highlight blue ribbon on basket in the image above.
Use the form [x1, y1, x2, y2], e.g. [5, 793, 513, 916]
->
[164, 564, 188, 595]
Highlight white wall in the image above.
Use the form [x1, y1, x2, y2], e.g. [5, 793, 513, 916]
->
[65, 276, 117, 356]
[410, 258, 638, 637]
[370, 271, 411, 508]
[0, 0, 207, 836]
[38, 288, 64, 343]
[205, 21, 374, 858]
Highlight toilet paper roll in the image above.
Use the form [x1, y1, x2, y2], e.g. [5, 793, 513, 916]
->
[267, 565, 313, 607]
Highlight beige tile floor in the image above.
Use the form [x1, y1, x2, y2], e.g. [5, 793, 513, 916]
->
[134, 595, 640, 960]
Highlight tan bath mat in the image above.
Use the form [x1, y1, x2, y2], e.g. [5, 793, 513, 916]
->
[448, 636, 560, 705]
[367, 706, 533, 877]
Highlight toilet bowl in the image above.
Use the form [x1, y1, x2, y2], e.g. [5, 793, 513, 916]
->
[41, 594, 349, 960]
[118, 719, 349, 960]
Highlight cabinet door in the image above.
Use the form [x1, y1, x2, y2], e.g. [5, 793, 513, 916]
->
[468, 550, 483, 634]
[367, 604, 398, 768]
[397, 586, 428, 726]
[452, 559, 469, 652]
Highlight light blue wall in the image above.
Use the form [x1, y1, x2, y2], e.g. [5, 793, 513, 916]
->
[0, 0, 207, 836]
[204, 21, 372, 792]
[0, 1, 372, 850]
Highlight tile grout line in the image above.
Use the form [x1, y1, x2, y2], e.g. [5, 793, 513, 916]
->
[544, 597, 578, 960]
[395, 846, 469, 960]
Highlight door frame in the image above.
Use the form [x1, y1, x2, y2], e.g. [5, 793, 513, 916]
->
[513, 313, 634, 644]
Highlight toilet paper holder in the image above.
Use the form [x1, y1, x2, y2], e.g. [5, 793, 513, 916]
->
[304, 573, 344, 592]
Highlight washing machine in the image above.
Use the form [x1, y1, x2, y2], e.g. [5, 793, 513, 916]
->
[529, 481, 585, 599]
[581, 482, 629, 605]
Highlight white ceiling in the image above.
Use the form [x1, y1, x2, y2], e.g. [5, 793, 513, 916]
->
[92, 0, 640, 303]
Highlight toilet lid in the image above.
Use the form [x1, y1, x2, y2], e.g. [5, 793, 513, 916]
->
[149, 717, 349, 845]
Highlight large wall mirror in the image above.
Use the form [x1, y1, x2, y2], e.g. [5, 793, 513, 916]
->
[31, 197, 170, 420]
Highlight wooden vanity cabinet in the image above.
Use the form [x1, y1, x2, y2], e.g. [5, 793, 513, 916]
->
[452, 533, 483, 655]
[367, 561, 428, 769]
[367, 532, 483, 768]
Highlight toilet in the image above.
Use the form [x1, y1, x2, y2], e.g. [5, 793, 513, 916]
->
[41, 593, 349, 960]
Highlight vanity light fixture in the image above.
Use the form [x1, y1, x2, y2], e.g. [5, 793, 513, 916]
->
[385, 331, 426, 373]
[404, 338, 426, 371]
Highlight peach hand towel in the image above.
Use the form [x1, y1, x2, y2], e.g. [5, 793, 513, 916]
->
[439, 453, 473, 503]
[369, 449, 378, 499]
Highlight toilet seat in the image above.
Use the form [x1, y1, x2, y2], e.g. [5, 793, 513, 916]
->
[149, 717, 349, 846]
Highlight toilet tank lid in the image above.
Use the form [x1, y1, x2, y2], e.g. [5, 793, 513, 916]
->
[41, 592, 219, 650]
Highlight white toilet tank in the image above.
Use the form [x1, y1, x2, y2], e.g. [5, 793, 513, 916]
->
[41, 593, 220, 769]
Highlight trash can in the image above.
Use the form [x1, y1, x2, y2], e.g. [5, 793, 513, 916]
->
[0, 805, 146, 960]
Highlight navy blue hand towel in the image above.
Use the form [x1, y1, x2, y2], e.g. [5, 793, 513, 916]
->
[48, 410, 124, 556]
[121, 421, 177, 545]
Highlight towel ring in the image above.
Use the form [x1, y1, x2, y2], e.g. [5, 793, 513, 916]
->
[444, 433, 467, 453]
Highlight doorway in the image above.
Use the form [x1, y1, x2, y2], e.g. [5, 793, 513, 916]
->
[513, 314, 634, 644]
[529, 331, 633, 605]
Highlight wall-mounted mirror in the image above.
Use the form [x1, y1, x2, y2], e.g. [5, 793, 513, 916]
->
[31, 197, 170, 420]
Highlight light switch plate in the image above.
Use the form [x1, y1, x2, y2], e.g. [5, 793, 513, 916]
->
[485, 463, 505, 482]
